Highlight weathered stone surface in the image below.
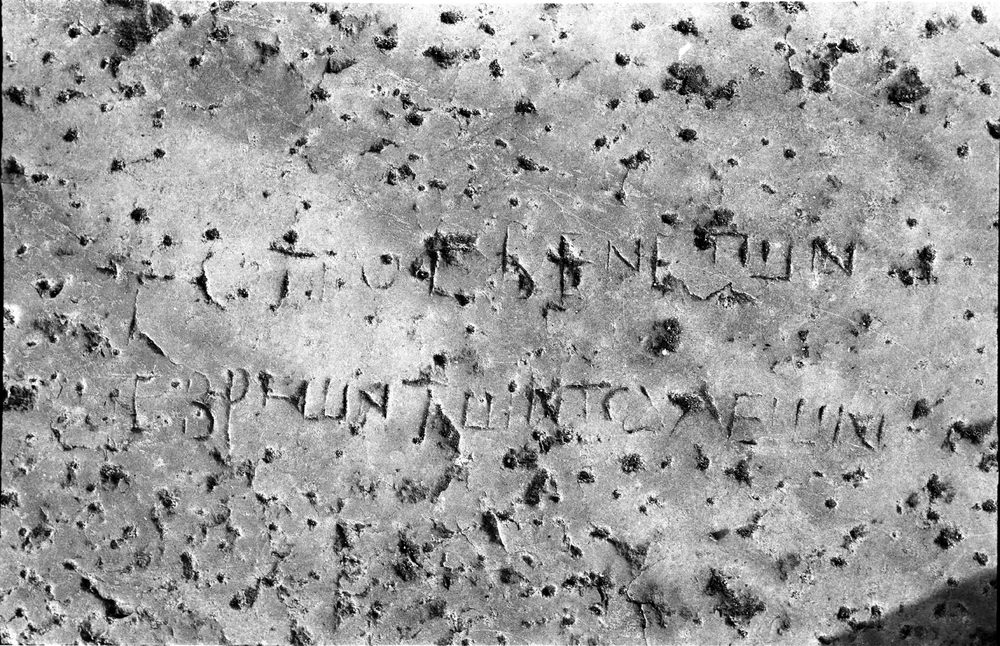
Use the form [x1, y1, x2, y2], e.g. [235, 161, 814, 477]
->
[1, 2, 997, 644]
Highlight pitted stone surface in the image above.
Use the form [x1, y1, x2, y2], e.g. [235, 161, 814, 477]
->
[2, 2, 997, 644]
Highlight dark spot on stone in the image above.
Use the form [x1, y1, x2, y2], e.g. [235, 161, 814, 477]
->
[440, 10, 463, 25]
[367, 137, 396, 154]
[892, 244, 937, 285]
[4, 157, 25, 176]
[844, 525, 868, 549]
[693, 443, 711, 471]
[289, 621, 315, 646]
[925, 474, 955, 504]
[502, 445, 538, 470]
[731, 15, 753, 30]
[950, 418, 995, 445]
[614, 52, 630, 66]
[672, 18, 699, 36]
[787, 69, 804, 90]
[99, 463, 129, 487]
[974, 456, 994, 477]
[724, 458, 753, 487]
[524, 469, 551, 506]
[129, 207, 149, 223]
[704, 569, 766, 629]
[423, 45, 478, 69]
[666, 62, 711, 96]
[912, 398, 932, 419]
[887, 67, 930, 105]
[637, 88, 656, 103]
[386, 163, 416, 185]
[208, 24, 232, 43]
[934, 526, 963, 549]
[0, 490, 20, 509]
[516, 155, 546, 172]
[5, 86, 29, 106]
[498, 566, 522, 585]
[598, 536, 644, 572]
[310, 85, 330, 102]
[678, 128, 698, 142]
[116, 18, 154, 54]
[373, 26, 399, 51]
[514, 98, 536, 115]
[149, 3, 174, 30]
[620, 453, 644, 473]
[34, 277, 64, 297]
[972, 6, 987, 23]
[735, 511, 763, 538]
[842, 467, 869, 488]
[480, 510, 505, 546]
[3, 383, 37, 412]
[784, 148, 796, 159]
[620, 149, 650, 170]
[118, 82, 145, 100]
[777, 553, 801, 581]
[651, 317, 682, 354]
[230, 585, 259, 610]
[712, 80, 737, 102]
[203, 228, 220, 241]
[326, 57, 356, 74]
[838, 38, 860, 53]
